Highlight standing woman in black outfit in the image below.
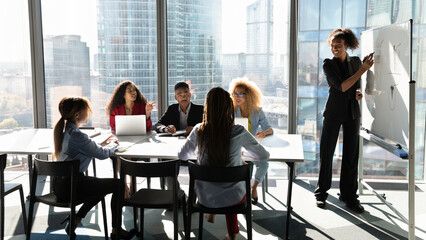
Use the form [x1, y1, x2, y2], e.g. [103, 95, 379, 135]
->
[314, 28, 374, 213]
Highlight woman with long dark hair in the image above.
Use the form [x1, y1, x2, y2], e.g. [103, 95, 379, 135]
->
[53, 96, 134, 239]
[315, 28, 374, 213]
[178, 87, 269, 240]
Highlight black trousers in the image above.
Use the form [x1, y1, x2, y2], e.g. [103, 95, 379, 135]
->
[314, 117, 360, 202]
[53, 173, 120, 227]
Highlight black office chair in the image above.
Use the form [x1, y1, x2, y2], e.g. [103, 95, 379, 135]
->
[0, 154, 27, 240]
[27, 158, 109, 240]
[117, 158, 186, 240]
[186, 161, 253, 240]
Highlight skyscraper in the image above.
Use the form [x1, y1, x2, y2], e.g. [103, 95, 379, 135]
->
[44, 35, 90, 127]
[97, 0, 222, 121]
[246, 0, 273, 93]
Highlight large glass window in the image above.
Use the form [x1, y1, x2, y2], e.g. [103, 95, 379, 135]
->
[0, 0, 33, 132]
[320, 0, 342, 30]
[0, 0, 33, 169]
[343, 0, 366, 28]
[41, 0, 158, 129]
[166, 0, 290, 132]
[299, 0, 319, 31]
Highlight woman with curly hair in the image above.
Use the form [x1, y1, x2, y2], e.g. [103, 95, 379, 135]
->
[229, 77, 273, 204]
[314, 28, 373, 213]
[178, 87, 269, 240]
[106, 80, 156, 198]
[106, 80, 155, 132]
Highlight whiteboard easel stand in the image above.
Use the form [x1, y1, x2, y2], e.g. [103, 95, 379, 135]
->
[358, 82, 416, 240]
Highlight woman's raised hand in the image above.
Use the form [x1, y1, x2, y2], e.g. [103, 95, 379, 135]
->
[145, 101, 157, 118]
[362, 52, 374, 70]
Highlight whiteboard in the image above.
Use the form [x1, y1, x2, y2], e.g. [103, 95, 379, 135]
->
[360, 20, 412, 149]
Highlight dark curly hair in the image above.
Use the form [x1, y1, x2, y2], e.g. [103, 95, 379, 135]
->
[106, 80, 147, 115]
[327, 28, 359, 50]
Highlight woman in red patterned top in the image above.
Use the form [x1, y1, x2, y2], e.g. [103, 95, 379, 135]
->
[107, 80, 155, 132]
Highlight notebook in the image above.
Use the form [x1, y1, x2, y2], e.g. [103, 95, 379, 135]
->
[235, 117, 249, 131]
[115, 115, 146, 136]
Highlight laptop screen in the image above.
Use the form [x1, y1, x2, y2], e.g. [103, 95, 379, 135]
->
[115, 115, 146, 136]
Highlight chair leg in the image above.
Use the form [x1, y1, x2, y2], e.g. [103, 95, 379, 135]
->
[198, 213, 203, 240]
[247, 212, 252, 240]
[26, 200, 34, 240]
[186, 208, 191, 240]
[181, 195, 187, 239]
[262, 172, 268, 203]
[140, 208, 144, 240]
[133, 206, 138, 232]
[18, 186, 28, 236]
[1, 193, 4, 240]
[101, 198, 108, 240]
[92, 158, 97, 177]
[174, 204, 178, 240]
[70, 208, 76, 240]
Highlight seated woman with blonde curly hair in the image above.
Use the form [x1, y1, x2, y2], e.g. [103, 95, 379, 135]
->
[229, 77, 273, 204]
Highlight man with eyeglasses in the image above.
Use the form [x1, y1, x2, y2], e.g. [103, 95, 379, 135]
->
[154, 82, 204, 136]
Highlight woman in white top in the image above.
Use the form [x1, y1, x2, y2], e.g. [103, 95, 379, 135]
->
[178, 87, 269, 240]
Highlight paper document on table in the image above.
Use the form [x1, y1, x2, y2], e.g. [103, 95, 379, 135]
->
[80, 129, 101, 138]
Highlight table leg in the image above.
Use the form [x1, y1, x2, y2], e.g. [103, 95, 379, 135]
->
[112, 157, 118, 179]
[285, 162, 294, 240]
[27, 154, 33, 199]
[28, 154, 33, 188]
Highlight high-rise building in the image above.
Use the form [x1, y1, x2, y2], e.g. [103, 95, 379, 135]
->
[246, 0, 273, 93]
[166, 0, 222, 105]
[44, 35, 90, 127]
[97, 0, 222, 120]
[97, 0, 158, 123]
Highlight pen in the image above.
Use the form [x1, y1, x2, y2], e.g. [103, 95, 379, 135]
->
[363, 52, 375, 62]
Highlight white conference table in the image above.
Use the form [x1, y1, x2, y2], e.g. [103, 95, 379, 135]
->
[113, 132, 304, 240]
[0, 128, 304, 240]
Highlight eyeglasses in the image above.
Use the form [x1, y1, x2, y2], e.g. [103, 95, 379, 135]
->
[233, 92, 246, 98]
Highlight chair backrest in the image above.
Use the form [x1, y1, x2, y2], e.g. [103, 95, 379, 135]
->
[187, 161, 254, 207]
[188, 161, 253, 183]
[30, 158, 80, 203]
[120, 158, 181, 178]
[34, 158, 80, 178]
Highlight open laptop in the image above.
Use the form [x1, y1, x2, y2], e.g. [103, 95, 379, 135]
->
[115, 115, 146, 136]
[235, 117, 249, 131]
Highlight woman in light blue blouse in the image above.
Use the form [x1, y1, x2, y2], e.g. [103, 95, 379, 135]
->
[229, 77, 273, 204]
[53, 96, 134, 239]
[178, 87, 269, 240]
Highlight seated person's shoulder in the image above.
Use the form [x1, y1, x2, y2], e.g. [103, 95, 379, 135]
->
[166, 103, 180, 111]
[191, 103, 204, 111]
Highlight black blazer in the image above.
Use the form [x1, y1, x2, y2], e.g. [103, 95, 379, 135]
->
[322, 55, 362, 121]
[154, 103, 204, 133]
